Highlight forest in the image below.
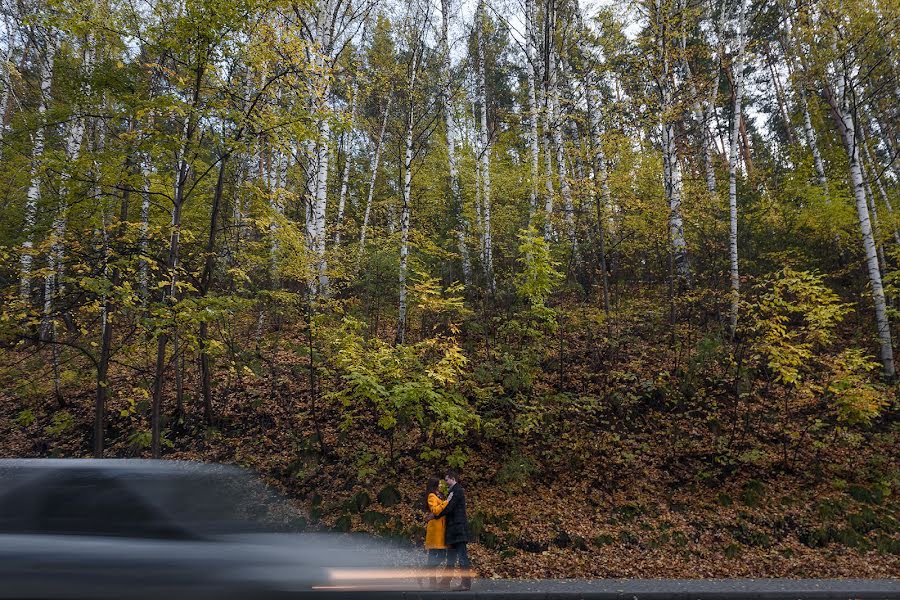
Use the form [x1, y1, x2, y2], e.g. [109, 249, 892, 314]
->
[0, 0, 898, 578]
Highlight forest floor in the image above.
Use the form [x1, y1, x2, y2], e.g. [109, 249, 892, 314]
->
[1, 319, 898, 579]
[2, 383, 897, 579]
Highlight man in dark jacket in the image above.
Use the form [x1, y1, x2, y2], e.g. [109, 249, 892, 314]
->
[435, 469, 472, 591]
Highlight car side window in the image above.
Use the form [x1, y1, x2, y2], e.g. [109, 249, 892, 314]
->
[36, 472, 182, 539]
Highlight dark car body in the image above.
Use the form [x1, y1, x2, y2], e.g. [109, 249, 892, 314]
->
[0, 459, 422, 599]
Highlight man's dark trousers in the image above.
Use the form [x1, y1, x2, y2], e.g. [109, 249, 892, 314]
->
[447, 542, 471, 590]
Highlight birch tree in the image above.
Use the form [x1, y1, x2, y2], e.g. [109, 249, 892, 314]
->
[440, 0, 471, 285]
[822, 33, 895, 379]
[727, 0, 747, 336]
[19, 29, 55, 301]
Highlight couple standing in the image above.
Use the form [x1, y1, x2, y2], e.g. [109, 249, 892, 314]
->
[424, 469, 472, 591]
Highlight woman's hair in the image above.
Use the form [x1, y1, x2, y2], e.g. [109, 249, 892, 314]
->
[424, 477, 440, 511]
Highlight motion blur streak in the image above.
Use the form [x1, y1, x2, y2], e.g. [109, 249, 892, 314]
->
[0, 459, 445, 599]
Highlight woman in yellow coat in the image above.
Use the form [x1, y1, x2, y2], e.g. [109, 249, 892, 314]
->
[424, 478, 452, 587]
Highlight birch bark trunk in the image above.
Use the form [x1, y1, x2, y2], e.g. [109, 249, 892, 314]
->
[476, 1, 495, 292]
[20, 32, 55, 301]
[656, 0, 690, 284]
[359, 99, 391, 260]
[525, 0, 540, 220]
[825, 79, 895, 379]
[334, 86, 357, 247]
[440, 0, 471, 285]
[397, 44, 421, 345]
[728, 0, 748, 337]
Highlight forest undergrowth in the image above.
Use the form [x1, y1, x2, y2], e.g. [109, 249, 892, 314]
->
[2, 286, 897, 579]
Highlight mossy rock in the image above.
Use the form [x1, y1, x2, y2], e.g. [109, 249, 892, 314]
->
[724, 543, 741, 558]
[334, 515, 352, 533]
[739, 480, 764, 508]
[592, 534, 615, 546]
[377, 485, 402, 507]
[347, 491, 372, 514]
[362, 510, 390, 528]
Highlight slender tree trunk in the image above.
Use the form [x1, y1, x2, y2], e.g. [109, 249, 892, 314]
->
[552, 62, 576, 261]
[680, 6, 717, 196]
[397, 48, 420, 345]
[0, 13, 15, 161]
[334, 86, 357, 247]
[728, 0, 747, 337]
[476, 1, 495, 292]
[763, 43, 796, 146]
[151, 69, 201, 456]
[782, 7, 828, 186]
[826, 81, 895, 380]
[440, 0, 472, 286]
[139, 157, 152, 300]
[198, 154, 228, 425]
[541, 6, 555, 243]
[20, 34, 55, 301]
[525, 0, 540, 220]
[359, 99, 391, 260]
[96, 154, 132, 458]
[860, 156, 888, 274]
[585, 72, 612, 337]
[860, 125, 900, 245]
[656, 0, 689, 285]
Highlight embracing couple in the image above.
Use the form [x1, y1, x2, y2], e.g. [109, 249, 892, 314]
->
[424, 469, 472, 591]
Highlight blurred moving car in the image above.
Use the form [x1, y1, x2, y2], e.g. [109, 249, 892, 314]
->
[0, 459, 427, 599]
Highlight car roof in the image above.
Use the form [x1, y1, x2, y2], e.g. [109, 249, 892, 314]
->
[0, 459, 245, 476]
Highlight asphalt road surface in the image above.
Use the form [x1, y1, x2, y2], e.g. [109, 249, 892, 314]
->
[348, 578, 900, 600]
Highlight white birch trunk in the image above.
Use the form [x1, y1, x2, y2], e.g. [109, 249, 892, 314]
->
[860, 125, 899, 245]
[551, 63, 576, 260]
[397, 43, 421, 345]
[43, 115, 85, 338]
[728, 0, 747, 336]
[0, 31, 13, 159]
[525, 0, 540, 219]
[656, 0, 689, 284]
[827, 77, 895, 379]
[441, 0, 472, 285]
[140, 157, 152, 298]
[476, 1, 495, 292]
[20, 34, 55, 301]
[784, 8, 827, 186]
[680, 14, 717, 196]
[334, 86, 357, 247]
[359, 99, 391, 260]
